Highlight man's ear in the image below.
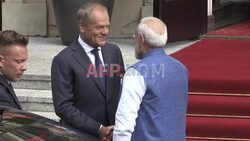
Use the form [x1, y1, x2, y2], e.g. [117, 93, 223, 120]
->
[138, 34, 147, 51]
[140, 35, 146, 47]
[78, 21, 85, 33]
[137, 34, 143, 46]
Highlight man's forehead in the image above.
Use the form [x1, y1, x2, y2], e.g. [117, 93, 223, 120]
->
[89, 6, 108, 17]
[87, 10, 109, 25]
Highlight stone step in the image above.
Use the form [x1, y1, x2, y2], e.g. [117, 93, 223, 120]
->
[12, 74, 51, 90]
[15, 89, 60, 121]
[15, 89, 54, 112]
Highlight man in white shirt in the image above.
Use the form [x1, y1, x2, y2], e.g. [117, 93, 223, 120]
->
[113, 17, 188, 141]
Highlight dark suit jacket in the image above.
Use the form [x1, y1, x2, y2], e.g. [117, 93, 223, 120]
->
[51, 40, 124, 137]
[0, 75, 22, 110]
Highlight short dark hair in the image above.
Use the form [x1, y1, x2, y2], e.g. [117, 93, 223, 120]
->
[76, 1, 108, 23]
[0, 30, 29, 47]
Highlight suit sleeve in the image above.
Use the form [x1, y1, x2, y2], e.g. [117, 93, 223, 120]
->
[51, 55, 101, 137]
[115, 45, 125, 77]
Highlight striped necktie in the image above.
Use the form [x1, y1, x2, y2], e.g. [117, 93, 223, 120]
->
[91, 48, 106, 90]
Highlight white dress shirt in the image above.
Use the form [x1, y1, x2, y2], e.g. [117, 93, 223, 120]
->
[113, 67, 146, 141]
[78, 36, 105, 66]
[78, 36, 105, 131]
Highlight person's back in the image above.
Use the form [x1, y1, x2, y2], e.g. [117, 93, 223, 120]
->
[131, 48, 188, 140]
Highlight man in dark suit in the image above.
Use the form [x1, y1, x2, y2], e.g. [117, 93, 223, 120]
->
[0, 30, 29, 110]
[51, 2, 125, 140]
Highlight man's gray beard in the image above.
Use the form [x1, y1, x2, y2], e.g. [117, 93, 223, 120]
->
[134, 44, 143, 60]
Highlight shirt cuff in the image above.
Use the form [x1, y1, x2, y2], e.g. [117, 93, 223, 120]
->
[98, 124, 103, 133]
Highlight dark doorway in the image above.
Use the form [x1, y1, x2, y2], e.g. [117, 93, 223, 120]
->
[154, 0, 207, 43]
[212, 0, 250, 29]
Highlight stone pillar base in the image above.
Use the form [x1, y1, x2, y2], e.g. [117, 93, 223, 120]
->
[207, 15, 215, 32]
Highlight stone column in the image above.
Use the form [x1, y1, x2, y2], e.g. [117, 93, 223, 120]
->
[109, 0, 154, 38]
[144, 0, 153, 5]
[109, 0, 143, 38]
[207, 0, 214, 31]
[47, 0, 59, 37]
[141, 0, 153, 18]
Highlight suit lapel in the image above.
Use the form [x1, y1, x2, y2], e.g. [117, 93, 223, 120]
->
[0, 75, 22, 109]
[8, 83, 22, 109]
[71, 41, 105, 95]
[101, 46, 113, 98]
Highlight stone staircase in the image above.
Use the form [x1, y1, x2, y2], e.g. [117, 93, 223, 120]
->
[13, 74, 60, 121]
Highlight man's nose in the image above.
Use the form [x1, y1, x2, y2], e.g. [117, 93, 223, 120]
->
[21, 62, 27, 71]
[101, 27, 109, 35]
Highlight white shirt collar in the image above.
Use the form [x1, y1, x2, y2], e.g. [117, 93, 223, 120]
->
[78, 36, 101, 53]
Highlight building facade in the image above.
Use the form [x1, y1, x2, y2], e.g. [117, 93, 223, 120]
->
[1, 0, 249, 41]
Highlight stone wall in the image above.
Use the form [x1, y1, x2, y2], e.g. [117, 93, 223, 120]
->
[2, 0, 47, 36]
[109, 0, 153, 38]
[2, 0, 217, 38]
[47, 0, 59, 37]
[1, 0, 153, 38]
[2, 0, 59, 37]
[1, 0, 154, 38]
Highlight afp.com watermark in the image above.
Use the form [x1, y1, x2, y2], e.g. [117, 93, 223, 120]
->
[86, 64, 165, 78]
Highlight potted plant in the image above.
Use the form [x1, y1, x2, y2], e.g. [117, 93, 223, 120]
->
[53, 0, 114, 45]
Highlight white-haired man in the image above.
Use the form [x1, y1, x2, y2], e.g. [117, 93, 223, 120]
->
[113, 17, 188, 141]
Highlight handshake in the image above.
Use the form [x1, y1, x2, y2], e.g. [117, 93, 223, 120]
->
[99, 125, 114, 141]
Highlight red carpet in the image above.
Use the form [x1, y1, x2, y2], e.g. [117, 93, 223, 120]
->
[187, 116, 250, 139]
[188, 94, 250, 116]
[187, 139, 219, 141]
[187, 139, 228, 141]
[187, 139, 229, 141]
[171, 39, 250, 94]
[207, 20, 250, 37]
[171, 38, 250, 140]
